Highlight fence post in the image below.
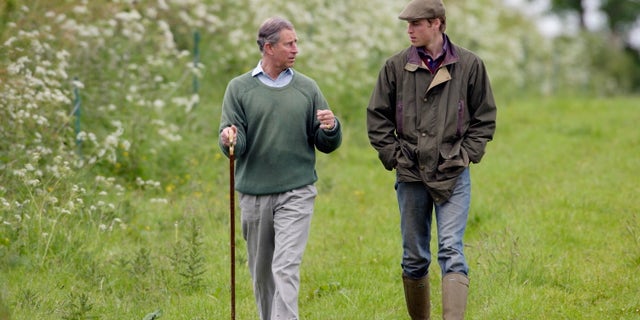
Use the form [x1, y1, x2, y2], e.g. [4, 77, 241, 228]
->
[192, 31, 200, 110]
[72, 77, 82, 156]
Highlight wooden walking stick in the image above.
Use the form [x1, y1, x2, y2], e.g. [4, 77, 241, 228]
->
[228, 130, 236, 320]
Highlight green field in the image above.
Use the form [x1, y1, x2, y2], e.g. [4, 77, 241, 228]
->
[304, 96, 640, 319]
[2, 95, 639, 319]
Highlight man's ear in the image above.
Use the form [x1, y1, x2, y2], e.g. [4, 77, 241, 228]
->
[264, 42, 274, 55]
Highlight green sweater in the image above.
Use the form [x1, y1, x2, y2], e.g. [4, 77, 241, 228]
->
[219, 70, 342, 195]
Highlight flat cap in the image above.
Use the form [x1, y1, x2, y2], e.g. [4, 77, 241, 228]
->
[398, 0, 446, 21]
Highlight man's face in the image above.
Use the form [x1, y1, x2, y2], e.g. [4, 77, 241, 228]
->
[406, 19, 439, 47]
[270, 28, 299, 70]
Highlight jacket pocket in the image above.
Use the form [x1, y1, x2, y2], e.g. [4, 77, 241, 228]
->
[437, 139, 469, 176]
[378, 143, 399, 171]
[397, 141, 417, 169]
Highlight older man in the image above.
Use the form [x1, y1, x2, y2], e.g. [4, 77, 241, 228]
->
[219, 17, 342, 320]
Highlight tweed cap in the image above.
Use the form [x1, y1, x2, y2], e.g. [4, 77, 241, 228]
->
[398, 0, 446, 21]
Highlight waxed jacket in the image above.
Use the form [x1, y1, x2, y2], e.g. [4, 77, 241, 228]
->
[367, 35, 497, 204]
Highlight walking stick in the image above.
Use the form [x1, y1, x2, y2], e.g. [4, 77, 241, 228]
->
[228, 131, 236, 320]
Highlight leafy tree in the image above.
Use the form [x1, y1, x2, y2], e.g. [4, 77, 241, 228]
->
[544, 0, 640, 91]
[549, 0, 587, 29]
[601, 0, 640, 33]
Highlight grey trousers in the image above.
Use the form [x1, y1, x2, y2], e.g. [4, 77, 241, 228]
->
[239, 185, 317, 320]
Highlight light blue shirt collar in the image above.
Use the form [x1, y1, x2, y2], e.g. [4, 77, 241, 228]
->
[252, 61, 294, 88]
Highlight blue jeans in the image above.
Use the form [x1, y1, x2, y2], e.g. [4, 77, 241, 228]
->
[396, 168, 471, 279]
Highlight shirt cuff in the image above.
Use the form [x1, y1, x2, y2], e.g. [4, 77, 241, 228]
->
[323, 118, 340, 133]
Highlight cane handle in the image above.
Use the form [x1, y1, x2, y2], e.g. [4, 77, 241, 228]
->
[228, 129, 235, 156]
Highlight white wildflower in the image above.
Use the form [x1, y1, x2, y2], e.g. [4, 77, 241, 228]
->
[120, 140, 131, 151]
[34, 114, 49, 126]
[147, 180, 160, 188]
[56, 49, 70, 60]
[76, 131, 87, 141]
[157, 0, 169, 10]
[153, 99, 165, 109]
[72, 79, 84, 89]
[178, 50, 190, 58]
[73, 5, 88, 14]
[115, 9, 141, 22]
[105, 134, 118, 147]
[3, 36, 16, 46]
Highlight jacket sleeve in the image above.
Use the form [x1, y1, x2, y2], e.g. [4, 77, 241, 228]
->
[463, 58, 497, 164]
[367, 61, 400, 170]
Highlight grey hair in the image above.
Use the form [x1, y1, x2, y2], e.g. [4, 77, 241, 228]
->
[256, 17, 294, 53]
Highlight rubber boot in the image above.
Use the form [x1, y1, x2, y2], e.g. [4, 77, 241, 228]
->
[442, 273, 469, 320]
[402, 274, 430, 320]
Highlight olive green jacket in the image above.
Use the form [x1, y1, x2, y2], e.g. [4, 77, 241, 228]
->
[367, 35, 497, 204]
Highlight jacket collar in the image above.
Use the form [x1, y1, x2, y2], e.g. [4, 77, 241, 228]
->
[404, 34, 458, 72]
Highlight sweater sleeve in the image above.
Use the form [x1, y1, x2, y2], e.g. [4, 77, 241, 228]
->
[218, 76, 248, 158]
[308, 79, 342, 154]
[315, 118, 342, 153]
